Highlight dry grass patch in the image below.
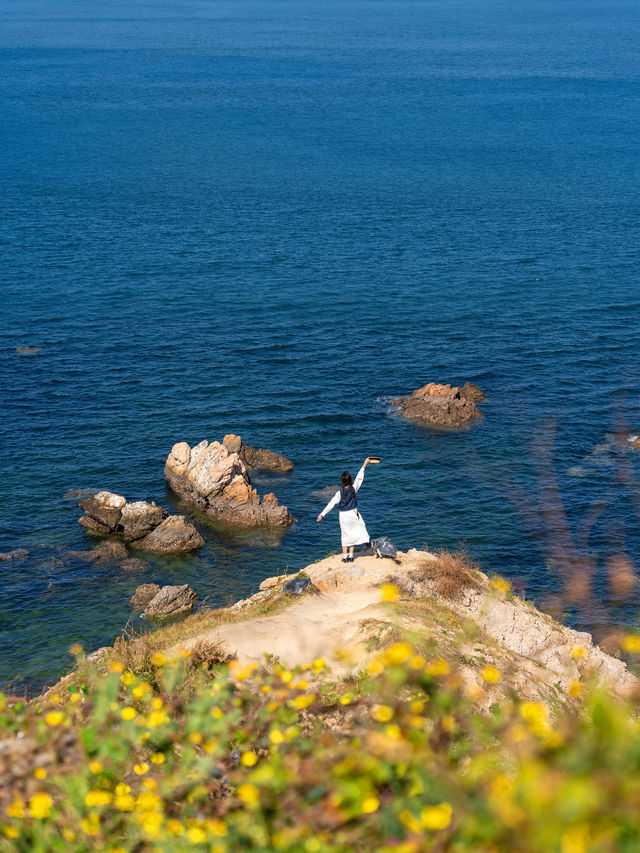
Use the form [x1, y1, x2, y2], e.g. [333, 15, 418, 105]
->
[410, 547, 482, 601]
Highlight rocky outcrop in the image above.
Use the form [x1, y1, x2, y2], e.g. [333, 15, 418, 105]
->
[393, 382, 484, 427]
[138, 515, 204, 554]
[144, 584, 197, 619]
[78, 492, 203, 554]
[222, 434, 294, 473]
[165, 440, 293, 527]
[130, 583, 161, 609]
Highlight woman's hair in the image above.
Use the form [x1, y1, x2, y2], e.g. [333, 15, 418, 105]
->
[340, 471, 353, 488]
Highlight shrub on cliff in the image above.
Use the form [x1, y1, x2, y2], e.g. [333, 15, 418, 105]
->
[2, 611, 640, 851]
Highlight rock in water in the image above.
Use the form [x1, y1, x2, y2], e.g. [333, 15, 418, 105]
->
[130, 583, 161, 609]
[144, 584, 197, 619]
[461, 382, 485, 402]
[77, 492, 204, 554]
[120, 501, 167, 541]
[165, 440, 293, 527]
[223, 433, 294, 472]
[138, 515, 204, 553]
[0, 549, 29, 561]
[393, 382, 483, 428]
[78, 491, 126, 533]
[90, 540, 128, 562]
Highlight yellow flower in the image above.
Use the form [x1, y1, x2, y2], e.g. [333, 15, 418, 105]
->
[136, 791, 162, 812]
[372, 705, 393, 722]
[108, 660, 125, 673]
[150, 752, 165, 765]
[147, 710, 168, 727]
[313, 657, 326, 673]
[166, 819, 184, 836]
[622, 634, 640, 653]
[179, 647, 192, 659]
[237, 784, 260, 805]
[45, 711, 64, 726]
[70, 693, 81, 704]
[189, 731, 203, 744]
[33, 767, 47, 780]
[570, 646, 586, 659]
[121, 670, 136, 686]
[367, 657, 385, 676]
[362, 796, 380, 814]
[115, 793, 135, 811]
[569, 680, 583, 698]
[85, 790, 112, 808]
[270, 729, 285, 744]
[241, 751, 258, 767]
[89, 760, 103, 774]
[61, 828, 76, 842]
[121, 706, 136, 721]
[152, 697, 163, 710]
[385, 724, 402, 740]
[481, 665, 501, 684]
[80, 814, 100, 836]
[292, 693, 315, 709]
[133, 762, 149, 775]
[410, 654, 426, 669]
[379, 583, 399, 602]
[340, 693, 353, 705]
[7, 798, 25, 819]
[29, 792, 53, 819]
[69, 643, 83, 656]
[426, 658, 449, 677]
[385, 642, 412, 665]
[410, 699, 425, 713]
[3, 826, 19, 839]
[187, 826, 207, 843]
[115, 783, 131, 796]
[208, 818, 227, 837]
[422, 802, 452, 830]
[151, 651, 166, 667]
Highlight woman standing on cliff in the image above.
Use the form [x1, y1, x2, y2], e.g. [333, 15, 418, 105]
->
[317, 458, 373, 562]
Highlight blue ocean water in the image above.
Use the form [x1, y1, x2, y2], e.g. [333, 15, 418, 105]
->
[1, 0, 640, 693]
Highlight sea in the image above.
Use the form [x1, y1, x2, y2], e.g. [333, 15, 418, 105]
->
[2, 0, 640, 694]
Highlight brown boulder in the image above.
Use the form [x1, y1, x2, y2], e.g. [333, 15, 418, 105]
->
[393, 382, 483, 428]
[165, 440, 293, 527]
[78, 491, 126, 532]
[130, 583, 161, 609]
[143, 584, 197, 619]
[461, 382, 485, 402]
[138, 515, 204, 553]
[223, 433, 294, 473]
[120, 501, 167, 542]
[239, 444, 294, 473]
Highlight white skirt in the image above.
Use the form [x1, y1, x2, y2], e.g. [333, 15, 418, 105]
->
[339, 509, 369, 547]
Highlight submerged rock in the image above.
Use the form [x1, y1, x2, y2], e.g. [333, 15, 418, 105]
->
[222, 434, 294, 473]
[165, 439, 292, 527]
[120, 558, 150, 572]
[138, 515, 203, 554]
[77, 492, 203, 554]
[144, 584, 197, 619]
[90, 541, 128, 562]
[0, 549, 29, 561]
[130, 583, 161, 609]
[393, 382, 483, 428]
